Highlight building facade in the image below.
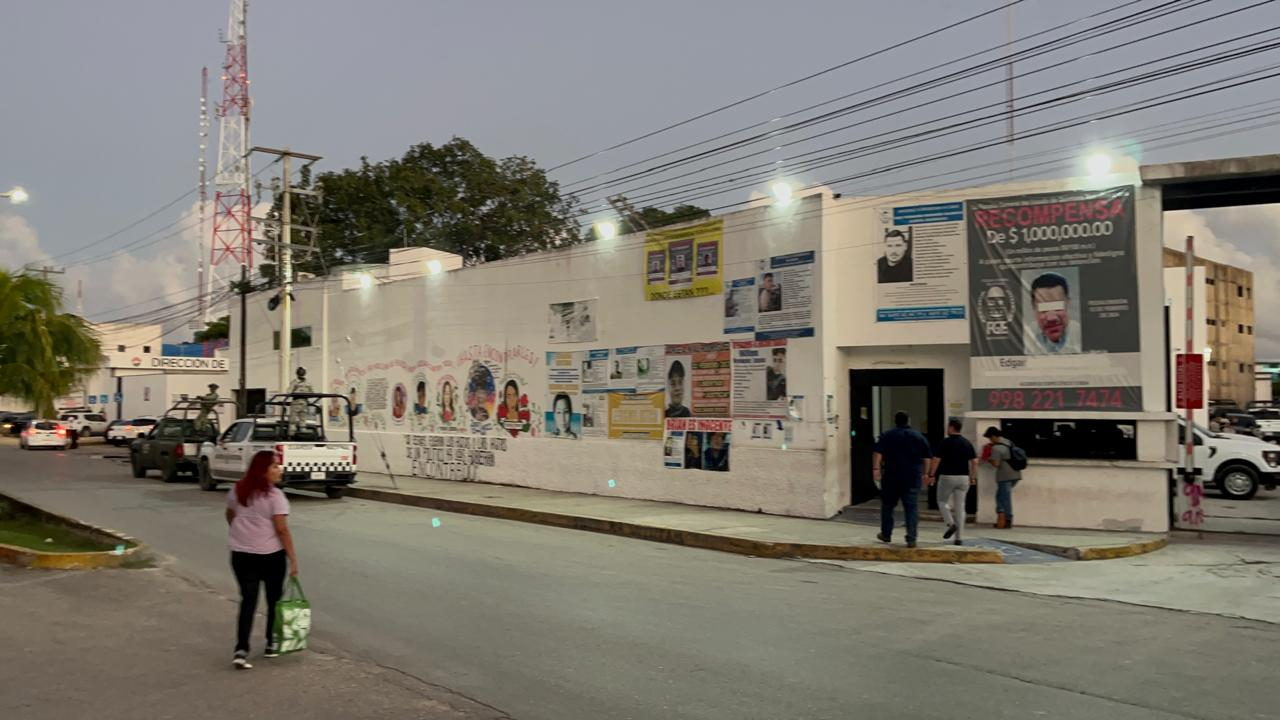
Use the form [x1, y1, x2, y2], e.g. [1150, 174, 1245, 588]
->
[233, 171, 1181, 533]
[1162, 248, 1255, 406]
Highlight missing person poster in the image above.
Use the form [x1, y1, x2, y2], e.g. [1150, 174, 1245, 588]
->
[967, 186, 1141, 412]
[644, 219, 724, 301]
[665, 342, 731, 418]
[545, 351, 583, 439]
[755, 250, 815, 340]
[732, 339, 788, 419]
[608, 392, 664, 440]
[724, 277, 757, 335]
[875, 202, 967, 322]
[663, 417, 733, 471]
[582, 349, 610, 391]
[580, 392, 608, 438]
[548, 299, 598, 344]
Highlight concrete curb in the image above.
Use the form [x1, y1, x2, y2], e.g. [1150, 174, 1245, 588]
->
[0, 492, 149, 570]
[348, 487, 1006, 564]
[1004, 536, 1170, 561]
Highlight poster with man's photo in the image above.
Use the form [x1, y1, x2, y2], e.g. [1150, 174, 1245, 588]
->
[663, 418, 732, 471]
[582, 349, 610, 391]
[579, 392, 608, 438]
[545, 351, 583, 439]
[665, 342, 731, 418]
[875, 202, 967, 322]
[724, 277, 757, 335]
[755, 250, 815, 340]
[548, 298, 598, 344]
[731, 339, 788, 419]
[967, 186, 1141, 411]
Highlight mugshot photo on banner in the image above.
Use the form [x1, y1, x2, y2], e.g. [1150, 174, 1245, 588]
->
[967, 186, 1141, 412]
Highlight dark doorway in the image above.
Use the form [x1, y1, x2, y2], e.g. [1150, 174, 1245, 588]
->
[849, 369, 950, 509]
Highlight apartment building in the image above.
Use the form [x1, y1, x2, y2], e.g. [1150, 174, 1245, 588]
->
[1163, 247, 1256, 406]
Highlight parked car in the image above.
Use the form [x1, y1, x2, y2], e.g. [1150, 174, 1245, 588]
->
[59, 411, 110, 438]
[198, 393, 356, 498]
[3, 413, 34, 436]
[107, 417, 158, 445]
[131, 399, 237, 482]
[19, 420, 69, 450]
[1181, 420, 1280, 500]
[1251, 407, 1280, 442]
[1224, 412, 1261, 438]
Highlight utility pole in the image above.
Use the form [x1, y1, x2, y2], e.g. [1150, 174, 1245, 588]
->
[22, 264, 66, 283]
[1004, 3, 1015, 178]
[249, 145, 322, 393]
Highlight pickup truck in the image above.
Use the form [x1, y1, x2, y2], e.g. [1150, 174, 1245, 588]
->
[60, 411, 110, 437]
[197, 393, 356, 498]
[1248, 408, 1280, 442]
[1181, 420, 1280, 500]
[131, 399, 238, 482]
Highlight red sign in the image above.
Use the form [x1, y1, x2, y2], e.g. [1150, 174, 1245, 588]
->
[1176, 353, 1204, 409]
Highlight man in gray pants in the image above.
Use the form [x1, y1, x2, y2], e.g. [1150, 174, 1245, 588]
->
[928, 417, 977, 545]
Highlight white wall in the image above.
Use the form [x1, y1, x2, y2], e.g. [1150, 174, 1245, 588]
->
[236, 198, 832, 517]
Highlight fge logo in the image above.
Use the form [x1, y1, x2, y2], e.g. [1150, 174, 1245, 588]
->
[978, 285, 1012, 338]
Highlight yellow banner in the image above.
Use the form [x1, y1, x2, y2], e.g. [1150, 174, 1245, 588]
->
[644, 218, 724, 301]
[607, 392, 664, 440]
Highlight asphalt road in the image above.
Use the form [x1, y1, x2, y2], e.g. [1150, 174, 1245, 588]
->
[2, 442, 1276, 720]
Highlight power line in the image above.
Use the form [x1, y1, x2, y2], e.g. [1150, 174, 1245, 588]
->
[546, 0, 1029, 172]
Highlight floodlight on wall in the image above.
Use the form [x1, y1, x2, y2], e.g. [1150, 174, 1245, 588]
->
[1086, 152, 1113, 177]
[594, 220, 619, 241]
[770, 181, 794, 207]
[426, 259, 443, 275]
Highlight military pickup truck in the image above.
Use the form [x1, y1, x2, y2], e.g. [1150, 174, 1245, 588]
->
[131, 399, 239, 482]
[197, 393, 357, 498]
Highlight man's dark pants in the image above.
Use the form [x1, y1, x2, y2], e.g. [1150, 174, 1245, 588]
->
[880, 482, 919, 543]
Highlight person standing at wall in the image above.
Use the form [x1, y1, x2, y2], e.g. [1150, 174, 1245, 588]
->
[928, 418, 977, 546]
[872, 411, 932, 548]
[983, 426, 1021, 528]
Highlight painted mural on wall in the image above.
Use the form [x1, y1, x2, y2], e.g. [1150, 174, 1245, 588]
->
[332, 345, 541, 438]
[406, 433, 509, 482]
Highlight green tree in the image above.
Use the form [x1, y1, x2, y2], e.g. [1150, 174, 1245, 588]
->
[194, 315, 230, 343]
[0, 270, 102, 417]
[582, 202, 711, 241]
[296, 137, 580, 274]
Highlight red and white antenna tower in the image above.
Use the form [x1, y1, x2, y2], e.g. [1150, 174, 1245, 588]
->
[192, 65, 211, 329]
[209, 0, 252, 301]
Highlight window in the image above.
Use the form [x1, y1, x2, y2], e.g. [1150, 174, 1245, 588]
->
[1238, 285, 1245, 298]
[1247, 326, 1253, 335]
[143, 345, 151, 353]
[272, 326, 313, 350]
[1209, 360, 1218, 367]
[999, 419, 1137, 461]
[1239, 363, 1246, 373]
[1207, 318, 1217, 326]
[87, 414, 106, 422]
[1205, 277, 1215, 285]
[1247, 287, 1253, 299]
[1238, 324, 1245, 334]
[116, 344, 125, 352]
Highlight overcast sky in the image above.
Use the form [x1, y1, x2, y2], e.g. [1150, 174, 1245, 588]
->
[1, 0, 1278, 353]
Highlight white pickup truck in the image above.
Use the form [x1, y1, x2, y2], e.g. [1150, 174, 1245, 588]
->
[1247, 407, 1280, 443]
[1182, 420, 1280, 500]
[196, 393, 357, 498]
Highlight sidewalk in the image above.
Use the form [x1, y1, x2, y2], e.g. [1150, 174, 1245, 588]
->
[0, 565, 510, 720]
[347, 474, 1167, 564]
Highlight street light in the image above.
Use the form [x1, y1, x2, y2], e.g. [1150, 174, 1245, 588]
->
[1086, 152, 1113, 177]
[2, 186, 29, 204]
[770, 181, 794, 207]
[594, 220, 618, 241]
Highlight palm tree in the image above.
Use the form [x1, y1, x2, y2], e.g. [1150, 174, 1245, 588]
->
[0, 269, 102, 417]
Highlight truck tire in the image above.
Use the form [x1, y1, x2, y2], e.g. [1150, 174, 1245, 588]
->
[161, 456, 180, 483]
[198, 460, 218, 491]
[324, 486, 347, 499]
[131, 451, 147, 478]
[1217, 464, 1259, 501]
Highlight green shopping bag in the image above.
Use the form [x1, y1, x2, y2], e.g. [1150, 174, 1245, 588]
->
[273, 577, 311, 654]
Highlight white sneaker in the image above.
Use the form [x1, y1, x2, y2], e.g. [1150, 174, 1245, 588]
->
[233, 651, 253, 670]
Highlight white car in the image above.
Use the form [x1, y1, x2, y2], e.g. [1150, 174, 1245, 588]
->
[107, 417, 158, 446]
[1182, 420, 1280, 500]
[60, 411, 110, 437]
[20, 420, 69, 450]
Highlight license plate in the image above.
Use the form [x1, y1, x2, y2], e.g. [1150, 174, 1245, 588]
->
[310, 471, 325, 480]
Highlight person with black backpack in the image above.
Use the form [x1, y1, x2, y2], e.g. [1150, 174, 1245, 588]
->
[983, 426, 1026, 529]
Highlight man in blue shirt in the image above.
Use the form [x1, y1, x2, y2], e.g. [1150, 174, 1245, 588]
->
[872, 411, 933, 548]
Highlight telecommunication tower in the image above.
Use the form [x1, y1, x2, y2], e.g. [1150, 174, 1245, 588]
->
[209, 0, 252, 292]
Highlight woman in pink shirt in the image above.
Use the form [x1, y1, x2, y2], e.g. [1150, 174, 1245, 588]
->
[225, 450, 299, 669]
